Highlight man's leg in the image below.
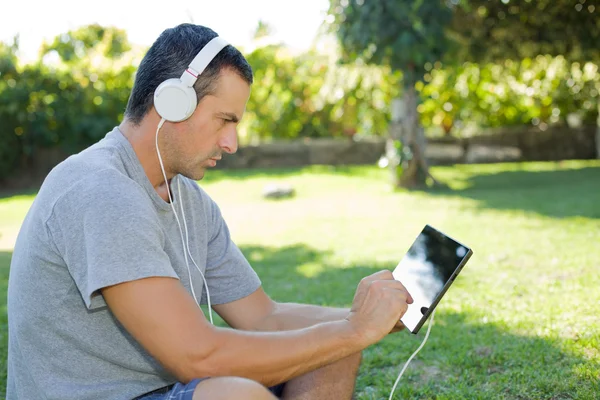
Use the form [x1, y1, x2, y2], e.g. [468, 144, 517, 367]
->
[281, 352, 362, 400]
[193, 376, 277, 400]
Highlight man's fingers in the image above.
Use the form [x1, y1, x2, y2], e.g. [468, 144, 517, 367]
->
[393, 279, 413, 304]
[371, 279, 413, 305]
[361, 270, 414, 304]
[362, 270, 394, 284]
[359, 271, 414, 312]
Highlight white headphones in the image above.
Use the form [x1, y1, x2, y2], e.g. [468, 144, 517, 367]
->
[153, 36, 229, 122]
[152, 36, 230, 324]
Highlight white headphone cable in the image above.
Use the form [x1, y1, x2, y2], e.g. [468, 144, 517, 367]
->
[155, 118, 214, 324]
[178, 180, 213, 324]
[389, 308, 436, 400]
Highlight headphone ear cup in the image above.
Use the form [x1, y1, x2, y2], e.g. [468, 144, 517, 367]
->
[154, 78, 198, 122]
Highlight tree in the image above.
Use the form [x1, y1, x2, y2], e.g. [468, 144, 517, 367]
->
[39, 24, 131, 64]
[328, 0, 600, 187]
[450, 0, 600, 65]
[0, 37, 22, 179]
[451, 0, 600, 160]
[328, 0, 454, 188]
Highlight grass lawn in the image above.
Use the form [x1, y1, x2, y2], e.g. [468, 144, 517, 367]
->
[1, 160, 599, 399]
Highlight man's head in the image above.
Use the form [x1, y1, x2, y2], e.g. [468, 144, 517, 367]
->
[124, 23, 253, 180]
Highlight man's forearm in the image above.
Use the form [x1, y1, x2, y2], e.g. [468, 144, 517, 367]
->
[193, 319, 365, 387]
[253, 302, 350, 331]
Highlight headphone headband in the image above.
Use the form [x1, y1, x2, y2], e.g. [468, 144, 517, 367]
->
[179, 36, 230, 88]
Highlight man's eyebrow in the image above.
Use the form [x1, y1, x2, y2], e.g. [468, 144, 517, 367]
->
[217, 112, 239, 123]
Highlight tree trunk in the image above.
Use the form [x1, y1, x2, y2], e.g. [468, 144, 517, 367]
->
[386, 81, 439, 189]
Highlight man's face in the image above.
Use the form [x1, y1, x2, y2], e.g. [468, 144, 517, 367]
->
[165, 68, 250, 180]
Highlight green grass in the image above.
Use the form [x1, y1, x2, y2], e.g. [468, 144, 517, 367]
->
[1, 160, 600, 399]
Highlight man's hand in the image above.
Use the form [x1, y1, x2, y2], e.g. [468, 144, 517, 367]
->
[346, 270, 413, 345]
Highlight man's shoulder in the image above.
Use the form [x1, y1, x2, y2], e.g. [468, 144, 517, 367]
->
[50, 138, 122, 183]
[41, 160, 149, 227]
[43, 135, 146, 206]
[48, 157, 132, 195]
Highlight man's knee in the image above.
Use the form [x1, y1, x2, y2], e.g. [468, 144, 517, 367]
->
[193, 376, 277, 400]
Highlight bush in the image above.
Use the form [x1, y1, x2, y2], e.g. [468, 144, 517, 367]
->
[0, 28, 136, 182]
[418, 56, 600, 136]
[0, 40, 22, 178]
[241, 43, 400, 143]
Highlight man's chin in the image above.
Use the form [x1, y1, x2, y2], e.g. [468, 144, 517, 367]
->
[179, 168, 206, 182]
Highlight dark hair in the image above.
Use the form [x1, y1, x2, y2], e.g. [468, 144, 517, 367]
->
[124, 23, 253, 125]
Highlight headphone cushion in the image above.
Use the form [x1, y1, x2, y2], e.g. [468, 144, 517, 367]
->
[154, 78, 197, 122]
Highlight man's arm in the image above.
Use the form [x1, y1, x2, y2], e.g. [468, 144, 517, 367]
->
[213, 286, 406, 333]
[213, 290, 347, 331]
[102, 271, 411, 387]
[253, 302, 407, 333]
[257, 302, 350, 331]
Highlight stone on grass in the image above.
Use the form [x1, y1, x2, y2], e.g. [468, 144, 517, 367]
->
[262, 183, 295, 199]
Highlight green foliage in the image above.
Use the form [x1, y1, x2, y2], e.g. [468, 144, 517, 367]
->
[327, 0, 600, 137]
[327, 0, 454, 83]
[327, 0, 600, 80]
[0, 29, 136, 181]
[0, 40, 22, 177]
[418, 56, 600, 135]
[241, 43, 400, 142]
[0, 26, 398, 181]
[451, 0, 600, 64]
[39, 24, 131, 63]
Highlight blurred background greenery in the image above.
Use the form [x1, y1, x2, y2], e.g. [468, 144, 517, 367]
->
[1, 0, 598, 185]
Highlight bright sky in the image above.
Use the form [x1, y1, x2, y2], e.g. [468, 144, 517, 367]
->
[1, 0, 331, 61]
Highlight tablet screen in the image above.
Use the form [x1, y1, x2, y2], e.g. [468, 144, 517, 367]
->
[392, 225, 471, 333]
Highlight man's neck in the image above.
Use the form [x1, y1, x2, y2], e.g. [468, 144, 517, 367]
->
[119, 115, 174, 201]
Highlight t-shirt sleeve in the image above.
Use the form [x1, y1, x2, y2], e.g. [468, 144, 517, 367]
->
[201, 195, 261, 305]
[47, 173, 178, 310]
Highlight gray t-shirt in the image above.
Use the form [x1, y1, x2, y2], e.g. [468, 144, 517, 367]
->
[6, 127, 261, 400]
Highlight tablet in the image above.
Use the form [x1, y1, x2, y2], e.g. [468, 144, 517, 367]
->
[392, 224, 473, 334]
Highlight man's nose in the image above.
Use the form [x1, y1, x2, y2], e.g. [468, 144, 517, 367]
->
[219, 127, 238, 154]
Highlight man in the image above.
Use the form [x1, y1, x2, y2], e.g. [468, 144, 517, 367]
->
[6, 23, 412, 400]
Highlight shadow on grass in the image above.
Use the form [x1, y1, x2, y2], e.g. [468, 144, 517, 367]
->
[0, 251, 10, 309]
[0, 187, 39, 201]
[424, 165, 600, 219]
[0, 251, 12, 398]
[240, 243, 598, 398]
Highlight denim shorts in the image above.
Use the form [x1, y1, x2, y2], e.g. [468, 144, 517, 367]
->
[136, 378, 285, 400]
